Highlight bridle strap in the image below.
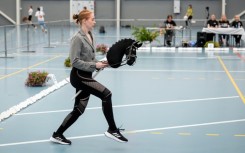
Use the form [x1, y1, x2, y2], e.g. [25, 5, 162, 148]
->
[125, 43, 137, 66]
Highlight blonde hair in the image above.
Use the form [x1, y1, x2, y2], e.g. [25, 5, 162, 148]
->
[73, 9, 93, 24]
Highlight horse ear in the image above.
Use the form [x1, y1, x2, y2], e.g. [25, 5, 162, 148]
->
[134, 41, 143, 48]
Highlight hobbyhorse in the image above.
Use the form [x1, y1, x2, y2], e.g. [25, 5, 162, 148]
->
[72, 38, 142, 100]
[106, 38, 142, 68]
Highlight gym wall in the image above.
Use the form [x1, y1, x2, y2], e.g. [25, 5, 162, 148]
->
[0, 0, 244, 26]
[0, 0, 16, 25]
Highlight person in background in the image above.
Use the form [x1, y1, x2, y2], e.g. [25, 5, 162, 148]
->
[28, 5, 37, 29]
[231, 15, 243, 47]
[185, 4, 193, 27]
[164, 15, 176, 47]
[206, 14, 219, 41]
[219, 14, 230, 46]
[35, 7, 47, 33]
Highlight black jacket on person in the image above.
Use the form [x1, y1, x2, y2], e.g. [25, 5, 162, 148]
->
[207, 19, 219, 28]
[219, 20, 229, 28]
[231, 21, 243, 28]
[164, 20, 177, 28]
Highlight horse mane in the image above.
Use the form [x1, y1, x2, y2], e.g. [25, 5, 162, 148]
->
[106, 38, 139, 68]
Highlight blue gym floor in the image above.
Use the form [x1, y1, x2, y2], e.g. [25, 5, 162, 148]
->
[1, 25, 245, 153]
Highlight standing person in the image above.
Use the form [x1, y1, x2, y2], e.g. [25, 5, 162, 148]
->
[28, 5, 37, 29]
[50, 9, 128, 145]
[185, 4, 193, 27]
[164, 15, 176, 47]
[218, 14, 230, 46]
[231, 15, 243, 47]
[35, 7, 47, 33]
[206, 14, 219, 41]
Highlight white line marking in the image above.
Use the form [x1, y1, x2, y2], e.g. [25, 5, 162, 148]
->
[123, 119, 245, 134]
[13, 53, 68, 56]
[104, 69, 245, 73]
[139, 56, 240, 60]
[0, 68, 245, 73]
[0, 67, 71, 71]
[15, 96, 239, 116]
[10, 54, 242, 60]
[1, 118, 245, 147]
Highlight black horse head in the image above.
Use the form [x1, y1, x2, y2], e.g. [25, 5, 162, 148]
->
[106, 38, 142, 68]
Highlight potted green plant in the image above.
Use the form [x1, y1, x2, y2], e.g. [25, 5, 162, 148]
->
[131, 26, 160, 45]
[25, 71, 48, 87]
[96, 44, 108, 55]
[64, 57, 71, 67]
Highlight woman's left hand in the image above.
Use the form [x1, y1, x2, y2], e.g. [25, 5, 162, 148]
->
[96, 61, 108, 69]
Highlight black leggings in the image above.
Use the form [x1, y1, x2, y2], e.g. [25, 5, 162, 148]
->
[233, 35, 242, 44]
[186, 15, 192, 26]
[56, 68, 117, 134]
[28, 15, 36, 28]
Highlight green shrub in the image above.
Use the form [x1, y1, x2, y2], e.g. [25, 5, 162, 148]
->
[64, 57, 71, 67]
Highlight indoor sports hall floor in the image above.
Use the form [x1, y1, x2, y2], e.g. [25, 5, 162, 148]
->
[1, 26, 245, 153]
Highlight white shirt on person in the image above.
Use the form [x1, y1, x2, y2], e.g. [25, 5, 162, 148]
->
[35, 11, 45, 21]
[28, 8, 33, 16]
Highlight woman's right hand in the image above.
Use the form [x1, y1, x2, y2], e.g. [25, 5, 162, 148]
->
[96, 62, 108, 69]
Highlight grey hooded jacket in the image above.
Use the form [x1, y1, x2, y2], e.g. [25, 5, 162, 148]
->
[70, 29, 98, 72]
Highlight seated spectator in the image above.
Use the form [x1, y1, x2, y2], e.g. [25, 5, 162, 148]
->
[231, 15, 243, 47]
[206, 14, 219, 41]
[219, 14, 230, 46]
[164, 15, 176, 47]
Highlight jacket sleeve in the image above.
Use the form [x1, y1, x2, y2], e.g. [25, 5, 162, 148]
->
[70, 36, 96, 72]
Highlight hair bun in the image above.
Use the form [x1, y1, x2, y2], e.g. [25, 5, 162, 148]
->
[73, 14, 79, 20]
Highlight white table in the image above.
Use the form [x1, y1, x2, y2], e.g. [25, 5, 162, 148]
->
[146, 26, 183, 31]
[202, 28, 245, 41]
[202, 28, 244, 35]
